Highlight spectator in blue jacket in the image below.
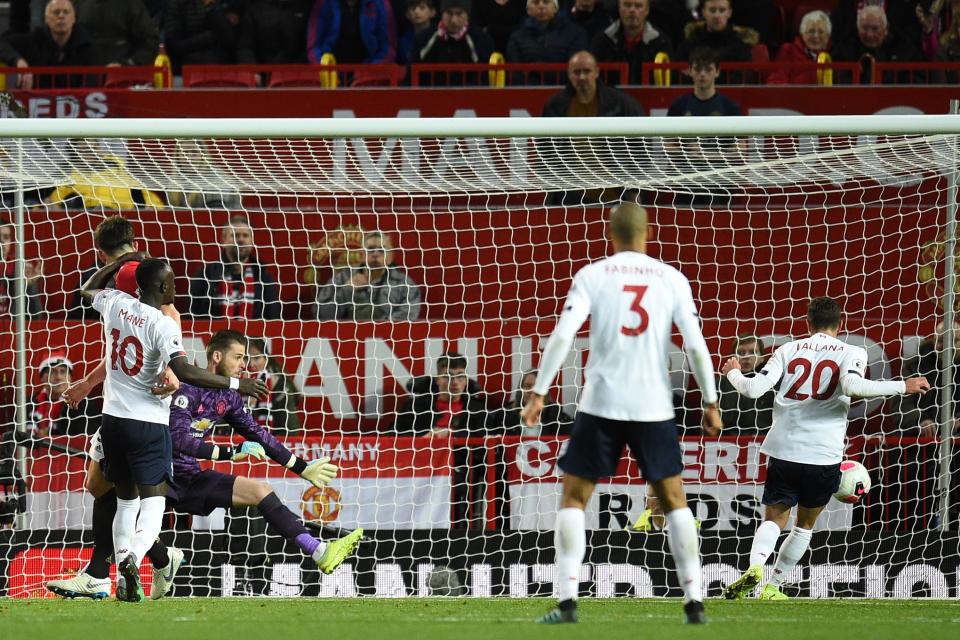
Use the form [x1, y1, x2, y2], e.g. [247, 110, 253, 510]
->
[307, 0, 397, 63]
[506, 0, 587, 82]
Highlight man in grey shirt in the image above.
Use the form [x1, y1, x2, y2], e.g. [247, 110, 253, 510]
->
[316, 231, 422, 321]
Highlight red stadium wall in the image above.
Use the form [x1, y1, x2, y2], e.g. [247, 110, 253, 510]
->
[25, 199, 942, 323]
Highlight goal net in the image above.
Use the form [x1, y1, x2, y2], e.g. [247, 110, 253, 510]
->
[1, 115, 958, 599]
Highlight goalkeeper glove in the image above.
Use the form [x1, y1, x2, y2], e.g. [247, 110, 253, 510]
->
[301, 457, 338, 488]
[231, 441, 266, 462]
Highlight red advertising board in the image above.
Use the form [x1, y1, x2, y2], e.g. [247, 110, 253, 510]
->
[7, 86, 958, 119]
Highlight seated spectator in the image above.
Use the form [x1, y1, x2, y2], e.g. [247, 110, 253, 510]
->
[28, 353, 98, 436]
[73, 0, 159, 65]
[394, 352, 489, 435]
[163, 0, 240, 72]
[0, 0, 97, 90]
[561, 0, 613, 40]
[667, 48, 740, 116]
[768, 10, 831, 84]
[542, 50, 645, 116]
[832, 0, 920, 52]
[472, 0, 526, 52]
[506, 0, 588, 78]
[237, 0, 312, 65]
[409, 0, 495, 84]
[831, 4, 924, 82]
[307, 0, 397, 64]
[500, 370, 573, 435]
[246, 338, 303, 435]
[0, 217, 43, 317]
[591, 0, 673, 85]
[718, 335, 773, 432]
[188, 215, 281, 319]
[932, 1, 960, 77]
[667, 47, 740, 116]
[917, 0, 959, 60]
[399, 0, 437, 64]
[894, 321, 960, 437]
[316, 231, 422, 321]
[675, 0, 755, 62]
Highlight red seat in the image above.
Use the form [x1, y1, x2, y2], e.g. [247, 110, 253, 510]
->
[752, 43, 771, 62]
[183, 68, 258, 88]
[350, 67, 402, 87]
[103, 68, 154, 88]
[267, 69, 325, 88]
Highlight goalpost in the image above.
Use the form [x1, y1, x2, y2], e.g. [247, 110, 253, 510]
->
[0, 114, 958, 599]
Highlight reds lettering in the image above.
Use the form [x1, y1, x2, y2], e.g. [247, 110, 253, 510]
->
[117, 308, 145, 328]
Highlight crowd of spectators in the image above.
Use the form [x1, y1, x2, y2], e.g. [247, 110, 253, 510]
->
[3, 0, 959, 86]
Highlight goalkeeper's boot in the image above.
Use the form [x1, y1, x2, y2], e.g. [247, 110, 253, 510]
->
[536, 600, 578, 624]
[758, 583, 789, 601]
[151, 546, 184, 600]
[723, 563, 763, 600]
[117, 553, 144, 603]
[315, 528, 364, 575]
[684, 600, 708, 624]
[46, 572, 111, 600]
[628, 508, 655, 531]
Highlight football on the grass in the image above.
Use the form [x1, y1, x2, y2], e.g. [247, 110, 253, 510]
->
[834, 460, 871, 504]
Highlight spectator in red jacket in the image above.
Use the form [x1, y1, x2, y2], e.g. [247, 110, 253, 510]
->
[768, 10, 831, 84]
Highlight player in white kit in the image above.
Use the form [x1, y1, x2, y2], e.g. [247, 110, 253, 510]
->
[79, 255, 267, 602]
[521, 203, 722, 624]
[721, 297, 929, 601]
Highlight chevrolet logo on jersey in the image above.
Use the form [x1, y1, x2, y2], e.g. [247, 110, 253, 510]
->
[190, 418, 213, 432]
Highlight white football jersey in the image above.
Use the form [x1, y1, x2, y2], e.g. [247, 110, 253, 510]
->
[92, 289, 186, 424]
[754, 332, 867, 465]
[539, 250, 717, 422]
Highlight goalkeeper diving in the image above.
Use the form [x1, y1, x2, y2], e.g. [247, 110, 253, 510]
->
[49, 329, 361, 600]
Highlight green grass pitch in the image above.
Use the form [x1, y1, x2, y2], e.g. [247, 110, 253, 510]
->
[1, 598, 957, 640]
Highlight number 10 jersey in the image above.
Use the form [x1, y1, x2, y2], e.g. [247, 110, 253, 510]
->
[92, 288, 186, 424]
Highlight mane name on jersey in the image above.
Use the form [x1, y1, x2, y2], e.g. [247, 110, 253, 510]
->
[604, 264, 664, 276]
[117, 307, 146, 328]
[797, 342, 843, 352]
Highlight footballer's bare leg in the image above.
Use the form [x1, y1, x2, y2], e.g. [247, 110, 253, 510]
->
[231, 475, 362, 575]
[537, 473, 596, 624]
[651, 475, 706, 624]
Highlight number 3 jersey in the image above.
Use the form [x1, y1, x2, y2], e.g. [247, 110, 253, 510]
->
[727, 332, 905, 465]
[93, 288, 187, 424]
[538, 250, 718, 422]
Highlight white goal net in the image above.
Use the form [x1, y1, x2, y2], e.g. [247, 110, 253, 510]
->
[0, 115, 958, 599]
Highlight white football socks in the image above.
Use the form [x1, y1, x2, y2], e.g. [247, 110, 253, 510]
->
[113, 497, 140, 564]
[665, 507, 703, 603]
[770, 527, 813, 587]
[749, 520, 782, 567]
[555, 507, 586, 602]
[130, 496, 166, 567]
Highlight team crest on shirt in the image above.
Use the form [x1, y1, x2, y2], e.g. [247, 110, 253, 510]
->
[854, 360, 864, 370]
[216, 400, 227, 415]
[173, 395, 189, 409]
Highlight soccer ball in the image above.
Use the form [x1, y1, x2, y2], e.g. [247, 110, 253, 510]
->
[833, 460, 871, 504]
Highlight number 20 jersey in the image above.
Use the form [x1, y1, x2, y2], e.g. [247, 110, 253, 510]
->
[92, 288, 186, 424]
[759, 332, 868, 465]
